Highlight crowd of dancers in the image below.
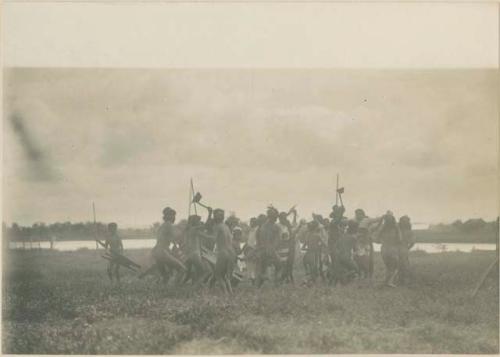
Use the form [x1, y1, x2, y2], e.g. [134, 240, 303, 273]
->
[104, 200, 415, 294]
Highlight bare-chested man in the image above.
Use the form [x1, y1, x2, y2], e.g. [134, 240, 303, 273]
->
[255, 207, 282, 288]
[328, 204, 346, 281]
[212, 209, 237, 294]
[277, 210, 297, 284]
[354, 226, 371, 278]
[243, 217, 259, 284]
[397, 215, 415, 285]
[105, 222, 123, 283]
[332, 220, 359, 285]
[379, 212, 401, 288]
[151, 207, 186, 284]
[354, 208, 383, 279]
[183, 214, 211, 286]
[303, 220, 325, 284]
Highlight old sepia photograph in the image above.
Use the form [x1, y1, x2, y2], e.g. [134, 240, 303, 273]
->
[2, 2, 499, 355]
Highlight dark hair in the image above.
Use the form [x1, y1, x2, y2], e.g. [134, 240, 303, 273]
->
[163, 207, 176, 216]
[187, 215, 201, 226]
[399, 215, 412, 230]
[383, 214, 397, 226]
[355, 209, 365, 216]
[267, 207, 279, 218]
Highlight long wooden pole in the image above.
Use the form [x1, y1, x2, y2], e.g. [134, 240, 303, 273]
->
[335, 174, 339, 206]
[190, 178, 198, 215]
[93, 202, 98, 250]
[496, 216, 499, 260]
[470, 216, 500, 298]
[188, 182, 192, 217]
[471, 257, 499, 298]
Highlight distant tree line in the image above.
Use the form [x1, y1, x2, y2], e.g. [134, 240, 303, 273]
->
[2, 221, 158, 242]
[428, 218, 499, 235]
[4, 216, 496, 244]
[3, 213, 248, 243]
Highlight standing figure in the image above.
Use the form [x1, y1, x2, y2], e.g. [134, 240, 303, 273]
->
[232, 227, 244, 256]
[243, 217, 259, 284]
[397, 215, 415, 285]
[354, 209, 383, 279]
[295, 219, 309, 245]
[277, 210, 296, 284]
[332, 220, 359, 285]
[312, 214, 329, 280]
[212, 209, 237, 294]
[247, 217, 259, 248]
[354, 227, 371, 278]
[232, 226, 245, 276]
[105, 222, 123, 283]
[255, 207, 282, 288]
[328, 204, 345, 281]
[183, 214, 211, 286]
[152, 207, 186, 284]
[378, 212, 401, 288]
[303, 221, 325, 284]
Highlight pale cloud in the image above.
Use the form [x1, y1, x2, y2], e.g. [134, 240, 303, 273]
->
[3, 69, 498, 226]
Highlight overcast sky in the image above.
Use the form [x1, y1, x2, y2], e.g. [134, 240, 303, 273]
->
[3, 69, 498, 227]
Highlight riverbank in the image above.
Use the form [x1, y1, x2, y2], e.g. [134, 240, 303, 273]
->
[2, 248, 498, 354]
[7, 229, 498, 249]
[7, 238, 498, 253]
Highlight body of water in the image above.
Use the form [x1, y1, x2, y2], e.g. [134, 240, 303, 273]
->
[8, 239, 496, 254]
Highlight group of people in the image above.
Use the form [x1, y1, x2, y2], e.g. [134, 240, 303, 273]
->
[103, 203, 415, 293]
[298, 206, 415, 287]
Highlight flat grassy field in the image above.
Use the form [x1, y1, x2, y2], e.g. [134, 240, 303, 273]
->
[2, 248, 498, 354]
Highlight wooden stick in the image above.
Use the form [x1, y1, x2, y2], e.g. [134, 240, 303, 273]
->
[102, 248, 142, 269]
[471, 257, 499, 298]
[190, 178, 198, 215]
[101, 255, 138, 272]
[196, 201, 211, 211]
[188, 181, 192, 217]
[96, 239, 106, 249]
[93, 202, 98, 250]
[335, 174, 339, 206]
[103, 251, 141, 270]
